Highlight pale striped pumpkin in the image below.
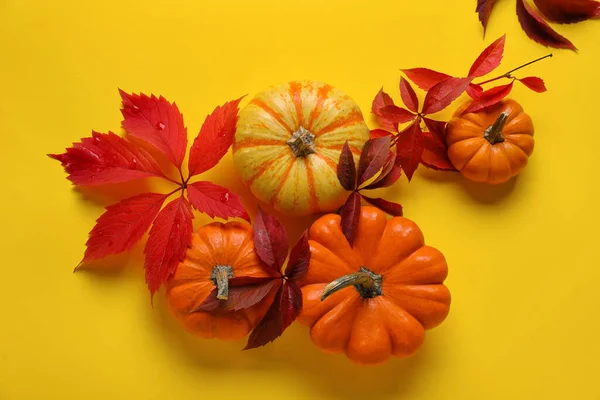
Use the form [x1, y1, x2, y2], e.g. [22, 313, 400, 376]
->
[232, 80, 370, 215]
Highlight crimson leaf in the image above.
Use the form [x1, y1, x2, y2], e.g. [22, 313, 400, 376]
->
[357, 137, 392, 186]
[280, 281, 303, 331]
[253, 207, 288, 274]
[370, 129, 394, 138]
[462, 82, 514, 114]
[337, 141, 357, 191]
[396, 120, 425, 181]
[48, 131, 166, 186]
[372, 88, 398, 132]
[516, 0, 577, 50]
[380, 105, 416, 124]
[518, 76, 548, 92]
[364, 151, 400, 190]
[469, 34, 506, 77]
[421, 130, 456, 171]
[533, 0, 600, 24]
[402, 68, 452, 91]
[476, 0, 499, 32]
[339, 192, 362, 246]
[361, 196, 404, 217]
[466, 83, 485, 100]
[400, 77, 419, 113]
[193, 278, 279, 312]
[422, 77, 473, 115]
[423, 118, 447, 142]
[285, 230, 310, 280]
[187, 181, 250, 221]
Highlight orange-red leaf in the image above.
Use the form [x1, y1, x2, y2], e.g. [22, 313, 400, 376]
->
[337, 141, 357, 191]
[402, 68, 452, 91]
[469, 35, 505, 77]
[533, 0, 600, 24]
[253, 207, 288, 274]
[462, 82, 514, 114]
[339, 192, 362, 246]
[380, 105, 416, 124]
[187, 181, 249, 221]
[400, 77, 419, 112]
[466, 83, 485, 100]
[396, 120, 425, 181]
[518, 76, 548, 92]
[516, 0, 577, 50]
[422, 77, 473, 115]
[370, 129, 394, 139]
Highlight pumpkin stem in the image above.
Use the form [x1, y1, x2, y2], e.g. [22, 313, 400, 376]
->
[287, 126, 317, 157]
[211, 265, 234, 300]
[321, 266, 383, 301]
[484, 112, 509, 145]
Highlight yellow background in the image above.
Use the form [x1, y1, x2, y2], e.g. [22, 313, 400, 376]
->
[1, 0, 599, 398]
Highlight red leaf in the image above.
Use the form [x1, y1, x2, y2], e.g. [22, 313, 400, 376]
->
[380, 105, 416, 124]
[462, 82, 514, 114]
[79, 193, 167, 265]
[364, 151, 401, 189]
[516, 0, 577, 50]
[533, 0, 600, 24]
[339, 192, 362, 246]
[423, 118, 447, 142]
[120, 90, 188, 168]
[469, 34, 506, 78]
[193, 277, 279, 312]
[253, 207, 288, 274]
[518, 76, 548, 92]
[370, 129, 394, 139]
[337, 141, 357, 191]
[372, 88, 398, 132]
[476, 0, 499, 32]
[188, 96, 244, 177]
[280, 280, 302, 331]
[144, 196, 194, 296]
[187, 181, 250, 221]
[401, 68, 452, 91]
[357, 137, 392, 186]
[285, 230, 310, 280]
[466, 83, 485, 100]
[422, 77, 473, 115]
[48, 131, 166, 186]
[361, 196, 403, 216]
[400, 77, 419, 112]
[421, 131, 456, 171]
[396, 120, 425, 181]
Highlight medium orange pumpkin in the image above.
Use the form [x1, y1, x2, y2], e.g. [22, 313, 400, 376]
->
[297, 206, 451, 365]
[233, 80, 370, 216]
[446, 98, 535, 184]
[166, 221, 275, 340]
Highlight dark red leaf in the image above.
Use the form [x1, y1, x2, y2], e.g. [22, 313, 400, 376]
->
[357, 137, 392, 186]
[469, 34, 506, 77]
[79, 193, 167, 265]
[361, 196, 403, 216]
[193, 278, 279, 312]
[476, 0, 499, 32]
[48, 131, 166, 186]
[421, 131, 456, 171]
[380, 105, 417, 124]
[400, 77, 419, 113]
[422, 77, 473, 115]
[533, 0, 600, 24]
[120, 90, 188, 168]
[253, 207, 288, 274]
[337, 141, 357, 191]
[144, 196, 194, 296]
[364, 150, 400, 190]
[396, 120, 425, 181]
[462, 82, 514, 114]
[280, 280, 303, 331]
[423, 118, 447, 142]
[187, 181, 250, 221]
[516, 0, 577, 50]
[466, 83, 485, 100]
[339, 192, 362, 246]
[518, 76, 548, 92]
[285, 230, 310, 280]
[188, 96, 245, 177]
[402, 68, 453, 91]
[370, 129, 394, 139]
[372, 88, 398, 132]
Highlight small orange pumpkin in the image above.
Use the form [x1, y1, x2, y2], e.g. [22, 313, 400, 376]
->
[297, 206, 451, 365]
[446, 98, 535, 184]
[166, 221, 275, 340]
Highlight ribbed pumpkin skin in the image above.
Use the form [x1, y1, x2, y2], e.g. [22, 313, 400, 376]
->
[233, 80, 370, 216]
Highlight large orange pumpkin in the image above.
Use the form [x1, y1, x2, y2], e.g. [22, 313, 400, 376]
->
[446, 98, 535, 184]
[233, 80, 370, 216]
[297, 206, 451, 365]
[166, 221, 275, 340]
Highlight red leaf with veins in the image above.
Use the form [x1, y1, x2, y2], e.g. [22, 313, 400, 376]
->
[339, 192, 362, 246]
[120, 90, 187, 168]
[364, 154, 402, 190]
[48, 131, 166, 186]
[380, 105, 416, 124]
[519, 76, 548, 92]
[285, 230, 310, 280]
[372, 88, 398, 132]
[469, 35, 506, 77]
[187, 181, 249, 221]
[423, 118, 447, 142]
[402, 68, 452, 91]
[421, 130, 456, 171]
[253, 207, 288, 274]
[370, 129, 394, 139]
[337, 141, 357, 191]
[533, 0, 600, 24]
[422, 78, 473, 115]
[467, 83, 485, 100]
[516, 0, 577, 50]
[144, 196, 194, 296]
[188, 96, 245, 177]
[462, 82, 514, 114]
[280, 281, 302, 330]
[476, 0, 499, 32]
[79, 193, 167, 265]
[400, 77, 419, 112]
[396, 120, 425, 181]
[362, 196, 403, 217]
[357, 137, 392, 186]
[193, 278, 279, 312]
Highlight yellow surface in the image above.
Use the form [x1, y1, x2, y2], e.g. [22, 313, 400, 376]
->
[1, 0, 599, 398]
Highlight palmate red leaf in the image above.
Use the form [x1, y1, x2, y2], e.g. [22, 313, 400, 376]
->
[370, 129, 394, 139]
[364, 151, 401, 190]
[421, 130, 456, 171]
[422, 77, 473, 115]
[469, 34, 506, 78]
[193, 277, 279, 312]
[372, 88, 398, 132]
[120, 90, 188, 168]
[79, 193, 167, 266]
[518, 76, 548, 92]
[396, 120, 425, 181]
[187, 181, 250, 221]
[361, 196, 403, 217]
[144, 195, 194, 296]
[533, 0, 600, 24]
[253, 207, 288, 274]
[462, 82, 514, 114]
[402, 68, 452, 91]
[285, 230, 310, 280]
[339, 192, 362, 246]
[516, 0, 577, 50]
[466, 83, 485, 99]
[337, 141, 357, 191]
[357, 137, 392, 186]
[400, 77, 419, 113]
[48, 131, 166, 186]
[476, 0, 499, 32]
[188, 96, 245, 177]
[380, 105, 416, 124]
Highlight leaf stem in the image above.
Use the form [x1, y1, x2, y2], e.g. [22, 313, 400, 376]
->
[476, 53, 553, 86]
